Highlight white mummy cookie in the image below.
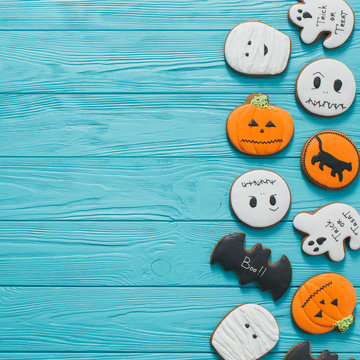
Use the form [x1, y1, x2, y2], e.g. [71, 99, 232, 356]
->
[296, 59, 356, 117]
[230, 169, 291, 228]
[289, 0, 355, 49]
[224, 21, 291, 76]
[211, 304, 279, 360]
[294, 203, 360, 262]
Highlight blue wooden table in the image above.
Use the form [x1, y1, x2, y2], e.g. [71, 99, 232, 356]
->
[0, 1, 359, 359]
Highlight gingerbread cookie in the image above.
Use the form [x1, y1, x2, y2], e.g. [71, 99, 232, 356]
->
[294, 203, 360, 262]
[224, 21, 291, 76]
[301, 131, 359, 190]
[227, 94, 294, 156]
[292, 273, 356, 334]
[230, 169, 291, 228]
[211, 233, 292, 301]
[289, 0, 355, 49]
[296, 59, 356, 117]
[211, 304, 279, 360]
[284, 342, 338, 360]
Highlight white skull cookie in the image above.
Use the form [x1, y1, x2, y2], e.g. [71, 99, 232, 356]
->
[296, 59, 356, 117]
[211, 304, 280, 360]
[230, 169, 291, 228]
[289, 0, 355, 49]
[224, 21, 291, 76]
[294, 203, 360, 262]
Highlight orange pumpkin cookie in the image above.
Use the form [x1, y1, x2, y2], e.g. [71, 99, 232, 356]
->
[227, 94, 294, 156]
[301, 131, 359, 190]
[292, 273, 356, 334]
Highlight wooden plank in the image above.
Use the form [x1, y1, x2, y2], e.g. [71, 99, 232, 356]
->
[0, 93, 359, 157]
[0, 157, 359, 221]
[0, 287, 359, 353]
[0, 0, 358, 31]
[1, 221, 360, 287]
[0, 31, 357, 94]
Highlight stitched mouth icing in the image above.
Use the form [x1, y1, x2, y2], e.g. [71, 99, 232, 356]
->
[240, 139, 283, 144]
[306, 98, 347, 110]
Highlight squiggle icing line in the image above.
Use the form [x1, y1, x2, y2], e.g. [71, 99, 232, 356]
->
[305, 98, 347, 110]
[240, 139, 283, 144]
[301, 281, 332, 308]
[241, 179, 276, 187]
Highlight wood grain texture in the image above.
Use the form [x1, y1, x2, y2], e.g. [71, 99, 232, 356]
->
[1, 221, 360, 287]
[0, 157, 359, 221]
[0, 93, 359, 157]
[0, 286, 359, 353]
[0, 30, 357, 94]
[0, 0, 359, 31]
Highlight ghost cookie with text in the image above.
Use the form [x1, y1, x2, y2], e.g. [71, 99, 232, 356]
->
[294, 203, 360, 262]
[227, 94, 294, 155]
[289, 0, 355, 49]
[301, 131, 359, 190]
[224, 21, 291, 76]
[230, 169, 291, 228]
[292, 273, 356, 334]
[211, 304, 279, 360]
[284, 342, 339, 360]
[296, 59, 356, 117]
[211, 233, 292, 301]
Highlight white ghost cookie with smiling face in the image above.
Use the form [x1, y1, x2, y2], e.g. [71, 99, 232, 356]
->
[230, 169, 291, 228]
[289, 0, 355, 49]
[211, 304, 280, 360]
[296, 59, 356, 117]
[224, 21, 291, 76]
[294, 203, 360, 262]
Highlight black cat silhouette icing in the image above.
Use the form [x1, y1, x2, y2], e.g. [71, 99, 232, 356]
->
[210, 232, 292, 301]
[311, 135, 352, 182]
[284, 342, 338, 360]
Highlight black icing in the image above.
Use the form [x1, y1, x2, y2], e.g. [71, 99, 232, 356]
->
[284, 342, 338, 360]
[210, 233, 292, 301]
[334, 79, 342, 93]
[311, 135, 352, 182]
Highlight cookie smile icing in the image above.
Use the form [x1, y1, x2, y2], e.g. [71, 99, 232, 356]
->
[305, 97, 347, 110]
[240, 139, 283, 144]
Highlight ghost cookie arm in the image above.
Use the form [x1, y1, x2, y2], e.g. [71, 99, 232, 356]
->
[300, 27, 321, 45]
[327, 244, 346, 262]
[293, 212, 315, 234]
[323, 31, 351, 50]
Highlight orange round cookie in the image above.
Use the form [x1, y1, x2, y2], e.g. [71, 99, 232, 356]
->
[301, 130, 359, 190]
[227, 94, 294, 156]
[291, 273, 356, 334]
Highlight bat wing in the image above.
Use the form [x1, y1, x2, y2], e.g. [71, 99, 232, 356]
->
[284, 342, 338, 360]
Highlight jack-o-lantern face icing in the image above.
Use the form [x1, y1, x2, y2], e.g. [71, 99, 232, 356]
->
[289, 0, 355, 49]
[301, 131, 360, 190]
[296, 59, 356, 117]
[292, 273, 356, 334]
[224, 21, 291, 76]
[230, 169, 291, 228]
[227, 94, 294, 156]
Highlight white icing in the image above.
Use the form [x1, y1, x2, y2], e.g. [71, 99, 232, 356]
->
[289, 0, 354, 49]
[294, 203, 360, 262]
[224, 21, 291, 75]
[211, 304, 279, 360]
[296, 59, 356, 117]
[230, 169, 291, 228]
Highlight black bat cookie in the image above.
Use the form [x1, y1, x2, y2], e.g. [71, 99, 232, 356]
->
[210, 233, 292, 301]
[284, 342, 338, 360]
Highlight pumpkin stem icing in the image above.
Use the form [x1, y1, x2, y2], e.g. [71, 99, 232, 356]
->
[250, 94, 276, 110]
[335, 314, 354, 332]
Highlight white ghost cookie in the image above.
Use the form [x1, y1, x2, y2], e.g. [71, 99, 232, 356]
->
[211, 304, 279, 360]
[224, 21, 291, 76]
[230, 169, 291, 228]
[289, 0, 355, 49]
[294, 203, 360, 262]
[296, 59, 356, 117]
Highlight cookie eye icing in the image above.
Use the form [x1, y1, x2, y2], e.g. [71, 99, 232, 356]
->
[245, 323, 250, 328]
[332, 298, 338, 306]
[298, 9, 303, 13]
[334, 79, 342, 93]
[320, 299, 325, 304]
[266, 121, 276, 128]
[297, 16, 302, 21]
[249, 196, 257, 208]
[248, 41, 252, 45]
[245, 52, 249, 57]
[252, 334, 258, 339]
[313, 76, 321, 89]
[308, 241, 314, 246]
[315, 310, 323, 318]
[248, 119, 258, 127]
[269, 195, 277, 206]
